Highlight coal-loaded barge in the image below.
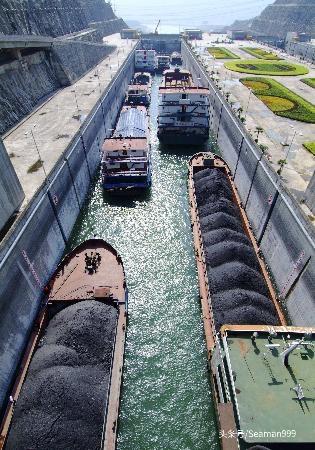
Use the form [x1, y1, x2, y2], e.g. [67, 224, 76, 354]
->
[189, 153, 315, 450]
[0, 239, 127, 450]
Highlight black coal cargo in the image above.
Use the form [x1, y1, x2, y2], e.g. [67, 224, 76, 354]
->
[6, 300, 118, 450]
[194, 167, 279, 331]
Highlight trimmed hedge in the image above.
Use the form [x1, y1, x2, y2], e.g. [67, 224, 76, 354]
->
[207, 47, 239, 59]
[241, 77, 315, 123]
[301, 78, 315, 89]
[242, 47, 281, 60]
[225, 59, 309, 76]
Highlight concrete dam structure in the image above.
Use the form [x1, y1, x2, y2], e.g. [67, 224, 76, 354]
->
[0, 0, 125, 39]
[0, 0, 127, 134]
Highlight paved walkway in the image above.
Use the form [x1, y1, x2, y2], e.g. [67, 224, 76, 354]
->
[4, 34, 137, 207]
[195, 34, 315, 213]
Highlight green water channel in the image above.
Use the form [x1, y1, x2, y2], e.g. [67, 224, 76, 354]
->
[69, 76, 220, 450]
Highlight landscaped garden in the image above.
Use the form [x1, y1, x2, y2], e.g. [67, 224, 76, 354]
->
[207, 47, 239, 59]
[240, 77, 315, 123]
[242, 47, 281, 60]
[301, 78, 315, 89]
[303, 142, 315, 156]
[225, 59, 309, 76]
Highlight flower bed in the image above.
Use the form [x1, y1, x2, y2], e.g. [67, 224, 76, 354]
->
[207, 47, 239, 59]
[242, 47, 281, 60]
[225, 60, 309, 76]
[241, 77, 315, 123]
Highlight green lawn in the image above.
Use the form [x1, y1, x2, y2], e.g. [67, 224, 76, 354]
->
[207, 47, 239, 59]
[225, 59, 309, 76]
[301, 78, 315, 89]
[303, 142, 315, 156]
[242, 47, 281, 60]
[241, 77, 315, 123]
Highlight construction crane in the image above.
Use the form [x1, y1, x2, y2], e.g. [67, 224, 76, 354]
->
[155, 20, 161, 35]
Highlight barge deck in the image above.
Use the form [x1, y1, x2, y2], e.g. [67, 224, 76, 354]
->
[1, 239, 127, 450]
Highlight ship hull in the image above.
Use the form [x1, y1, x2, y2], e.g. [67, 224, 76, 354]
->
[1, 239, 128, 450]
[158, 130, 209, 146]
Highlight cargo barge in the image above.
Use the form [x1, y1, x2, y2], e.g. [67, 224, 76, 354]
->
[158, 68, 210, 145]
[102, 105, 152, 193]
[188, 153, 315, 449]
[0, 239, 128, 450]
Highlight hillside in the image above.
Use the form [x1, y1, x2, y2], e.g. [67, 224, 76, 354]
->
[250, 0, 315, 38]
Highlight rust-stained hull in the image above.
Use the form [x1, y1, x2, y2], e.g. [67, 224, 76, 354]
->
[188, 152, 286, 450]
[0, 239, 128, 450]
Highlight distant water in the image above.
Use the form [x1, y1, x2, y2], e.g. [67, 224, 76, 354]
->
[115, 0, 271, 31]
[69, 76, 220, 449]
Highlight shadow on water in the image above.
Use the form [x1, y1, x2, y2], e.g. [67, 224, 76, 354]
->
[102, 188, 153, 208]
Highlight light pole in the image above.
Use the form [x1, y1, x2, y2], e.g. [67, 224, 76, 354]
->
[30, 125, 48, 181]
[244, 88, 252, 120]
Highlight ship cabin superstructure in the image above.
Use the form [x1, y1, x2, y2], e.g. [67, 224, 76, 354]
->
[126, 84, 151, 106]
[101, 105, 151, 191]
[170, 52, 183, 66]
[158, 68, 210, 145]
[133, 72, 152, 87]
[156, 55, 171, 72]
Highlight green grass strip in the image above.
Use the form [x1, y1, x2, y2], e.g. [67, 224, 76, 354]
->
[303, 142, 315, 156]
[225, 59, 309, 76]
[207, 47, 239, 59]
[240, 77, 315, 123]
[242, 47, 281, 60]
[301, 78, 315, 89]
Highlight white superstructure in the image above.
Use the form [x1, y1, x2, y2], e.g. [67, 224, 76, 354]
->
[158, 68, 210, 145]
[135, 50, 157, 72]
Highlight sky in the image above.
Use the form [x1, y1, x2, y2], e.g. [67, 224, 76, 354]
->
[113, 0, 272, 31]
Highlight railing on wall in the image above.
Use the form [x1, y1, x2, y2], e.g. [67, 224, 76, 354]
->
[181, 39, 315, 327]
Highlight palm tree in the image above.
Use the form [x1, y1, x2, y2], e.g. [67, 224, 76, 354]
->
[259, 144, 268, 154]
[237, 107, 243, 118]
[255, 126, 264, 143]
[277, 159, 287, 175]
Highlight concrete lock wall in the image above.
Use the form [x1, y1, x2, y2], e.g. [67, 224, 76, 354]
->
[181, 40, 315, 326]
[0, 139, 25, 233]
[0, 45, 136, 411]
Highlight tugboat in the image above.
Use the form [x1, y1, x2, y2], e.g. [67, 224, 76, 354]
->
[125, 84, 151, 106]
[101, 106, 152, 193]
[1, 239, 128, 450]
[170, 51, 183, 65]
[158, 68, 210, 145]
[187, 153, 315, 450]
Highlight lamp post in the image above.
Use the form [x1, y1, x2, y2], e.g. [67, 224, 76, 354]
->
[278, 129, 297, 176]
[31, 125, 48, 181]
[244, 88, 252, 120]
